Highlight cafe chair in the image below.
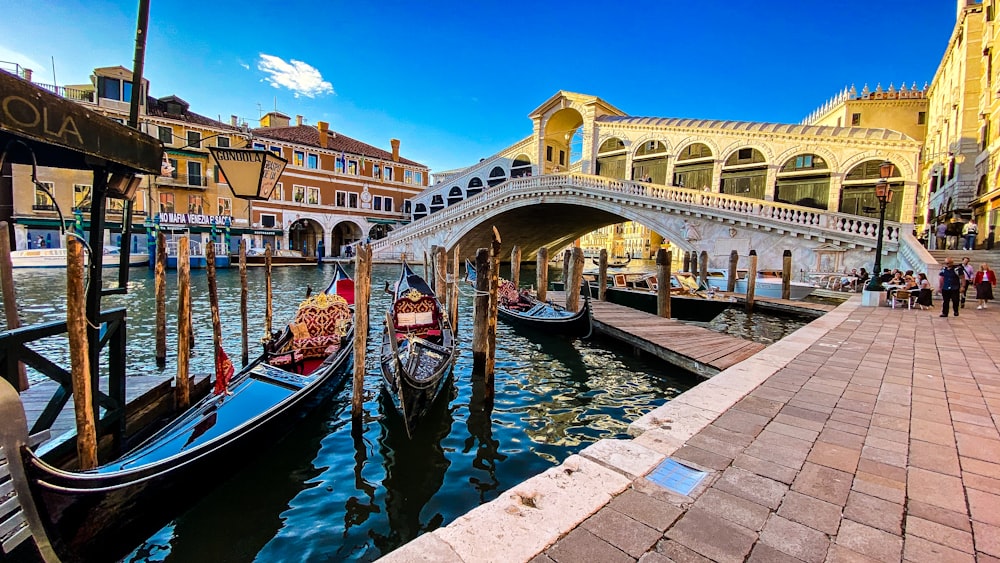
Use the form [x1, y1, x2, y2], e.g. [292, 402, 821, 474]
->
[888, 289, 913, 310]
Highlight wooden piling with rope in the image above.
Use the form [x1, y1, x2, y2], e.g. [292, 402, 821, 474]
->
[353, 244, 371, 420]
[657, 248, 671, 319]
[599, 248, 608, 302]
[205, 240, 223, 393]
[239, 239, 248, 366]
[449, 244, 460, 333]
[66, 236, 97, 469]
[472, 248, 490, 375]
[155, 231, 166, 367]
[435, 246, 447, 306]
[536, 247, 548, 302]
[0, 221, 27, 390]
[699, 250, 709, 289]
[510, 245, 521, 288]
[486, 232, 501, 386]
[727, 250, 739, 293]
[265, 244, 273, 338]
[781, 250, 792, 301]
[176, 236, 191, 410]
[566, 247, 584, 312]
[746, 250, 758, 313]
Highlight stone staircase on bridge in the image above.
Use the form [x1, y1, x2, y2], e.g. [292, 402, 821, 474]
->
[928, 249, 1000, 267]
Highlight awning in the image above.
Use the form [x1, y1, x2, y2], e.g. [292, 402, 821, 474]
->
[366, 218, 400, 225]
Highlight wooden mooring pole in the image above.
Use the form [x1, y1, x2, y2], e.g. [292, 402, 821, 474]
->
[155, 231, 166, 367]
[536, 247, 548, 302]
[598, 248, 608, 302]
[727, 250, 739, 293]
[0, 221, 27, 390]
[67, 237, 97, 469]
[176, 236, 191, 410]
[510, 245, 521, 288]
[449, 244, 460, 333]
[486, 233, 501, 385]
[699, 250, 709, 289]
[435, 246, 447, 303]
[562, 249, 571, 284]
[239, 239, 248, 366]
[691, 250, 699, 279]
[657, 248, 671, 319]
[566, 247, 584, 312]
[781, 250, 792, 300]
[746, 250, 758, 313]
[353, 244, 371, 420]
[472, 248, 491, 375]
[265, 244, 273, 338]
[683, 251, 691, 273]
[206, 240, 224, 391]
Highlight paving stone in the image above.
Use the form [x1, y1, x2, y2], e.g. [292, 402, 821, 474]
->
[905, 515, 975, 553]
[807, 441, 861, 473]
[907, 467, 968, 513]
[856, 459, 906, 485]
[758, 514, 831, 563]
[671, 445, 733, 471]
[908, 439, 961, 476]
[700, 423, 755, 448]
[869, 414, 909, 432]
[734, 394, 784, 418]
[693, 488, 770, 532]
[902, 535, 976, 563]
[685, 432, 746, 460]
[905, 499, 972, 533]
[910, 419, 955, 446]
[665, 507, 756, 563]
[747, 542, 807, 563]
[826, 544, 883, 562]
[766, 420, 821, 442]
[962, 456, 1000, 479]
[860, 444, 907, 468]
[772, 412, 826, 432]
[791, 462, 852, 506]
[777, 490, 842, 534]
[967, 488, 1000, 527]
[546, 528, 633, 563]
[956, 433, 1000, 464]
[780, 404, 830, 425]
[750, 385, 797, 404]
[636, 551, 674, 563]
[528, 554, 557, 563]
[745, 438, 810, 470]
[964, 471, 1000, 495]
[715, 466, 788, 509]
[732, 453, 799, 484]
[836, 519, 903, 563]
[582, 506, 663, 558]
[842, 490, 902, 535]
[825, 419, 870, 437]
[653, 539, 714, 563]
[853, 470, 906, 504]
[974, 519, 1000, 557]
[608, 488, 683, 532]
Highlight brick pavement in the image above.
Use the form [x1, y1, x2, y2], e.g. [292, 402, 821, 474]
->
[536, 300, 1000, 563]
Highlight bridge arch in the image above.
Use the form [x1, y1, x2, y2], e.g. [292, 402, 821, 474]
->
[330, 219, 363, 256]
[542, 107, 584, 173]
[839, 151, 914, 180]
[720, 141, 774, 164]
[774, 145, 840, 173]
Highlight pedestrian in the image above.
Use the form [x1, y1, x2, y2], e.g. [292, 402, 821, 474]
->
[936, 222, 947, 250]
[963, 218, 979, 250]
[960, 256, 975, 308]
[946, 220, 961, 250]
[36, 235, 45, 248]
[939, 257, 964, 317]
[974, 263, 996, 309]
[916, 273, 933, 310]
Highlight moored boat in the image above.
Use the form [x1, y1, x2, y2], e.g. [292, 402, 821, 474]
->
[591, 253, 631, 269]
[18, 270, 356, 562]
[9, 247, 149, 269]
[704, 269, 816, 300]
[380, 262, 456, 438]
[241, 247, 318, 266]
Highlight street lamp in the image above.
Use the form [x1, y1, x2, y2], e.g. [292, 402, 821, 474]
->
[866, 160, 895, 291]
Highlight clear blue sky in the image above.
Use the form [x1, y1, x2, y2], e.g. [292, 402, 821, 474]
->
[3, 0, 956, 174]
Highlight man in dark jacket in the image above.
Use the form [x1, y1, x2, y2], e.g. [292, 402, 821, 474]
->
[939, 257, 965, 317]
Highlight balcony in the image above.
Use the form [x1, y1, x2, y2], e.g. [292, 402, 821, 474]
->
[33, 82, 95, 103]
[157, 175, 208, 190]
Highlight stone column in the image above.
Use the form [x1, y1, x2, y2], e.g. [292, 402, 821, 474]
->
[764, 165, 777, 201]
[827, 173, 843, 213]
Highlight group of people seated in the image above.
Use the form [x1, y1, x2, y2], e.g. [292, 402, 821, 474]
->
[835, 268, 870, 292]
[879, 269, 934, 310]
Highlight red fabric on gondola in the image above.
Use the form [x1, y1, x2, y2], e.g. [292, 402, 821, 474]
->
[213, 344, 235, 395]
[335, 278, 355, 305]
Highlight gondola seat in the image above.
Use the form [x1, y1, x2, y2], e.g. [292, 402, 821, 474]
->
[393, 294, 440, 339]
[289, 293, 352, 360]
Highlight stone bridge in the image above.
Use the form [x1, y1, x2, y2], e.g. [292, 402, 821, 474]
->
[372, 173, 935, 275]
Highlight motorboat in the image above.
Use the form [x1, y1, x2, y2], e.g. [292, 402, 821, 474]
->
[703, 269, 815, 300]
[8, 247, 149, 269]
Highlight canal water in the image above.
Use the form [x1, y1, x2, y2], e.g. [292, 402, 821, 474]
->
[0, 263, 806, 561]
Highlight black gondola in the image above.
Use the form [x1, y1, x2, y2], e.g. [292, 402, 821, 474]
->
[467, 259, 592, 337]
[18, 265, 357, 562]
[380, 261, 457, 438]
[591, 253, 631, 269]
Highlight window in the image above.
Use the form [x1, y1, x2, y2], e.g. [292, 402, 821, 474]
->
[187, 195, 204, 215]
[293, 151, 304, 166]
[187, 131, 201, 148]
[384, 197, 393, 212]
[384, 167, 393, 181]
[546, 146, 553, 161]
[73, 184, 92, 211]
[336, 191, 347, 207]
[373, 196, 383, 211]
[158, 126, 172, 144]
[33, 181, 55, 210]
[348, 193, 358, 208]
[307, 154, 318, 169]
[559, 150, 566, 165]
[348, 160, 358, 175]
[134, 190, 147, 215]
[336, 157, 344, 173]
[187, 161, 202, 186]
[168, 158, 178, 179]
[307, 187, 319, 205]
[273, 182, 283, 200]
[270, 146, 281, 157]
[260, 214, 276, 228]
[292, 185, 305, 203]
[918, 111, 926, 125]
[405, 170, 413, 184]
[414, 172, 423, 185]
[216, 136, 230, 148]
[373, 164, 381, 178]
[218, 197, 232, 216]
[851, 113, 861, 126]
[253, 142, 266, 151]
[97, 76, 123, 101]
[213, 165, 221, 183]
[159, 192, 175, 213]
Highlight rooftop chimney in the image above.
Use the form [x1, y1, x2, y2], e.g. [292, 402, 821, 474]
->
[296, 115, 303, 126]
[230, 115, 238, 127]
[317, 121, 329, 147]
[22, 68, 32, 82]
[391, 138, 400, 162]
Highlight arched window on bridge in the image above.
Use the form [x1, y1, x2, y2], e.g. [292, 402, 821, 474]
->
[511, 154, 532, 178]
[596, 137, 627, 180]
[487, 166, 507, 187]
[413, 203, 427, 220]
[840, 160, 903, 221]
[632, 140, 668, 184]
[720, 148, 768, 200]
[672, 143, 714, 189]
[429, 194, 445, 214]
[467, 177, 484, 197]
[775, 154, 830, 210]
[447, 186, 463, 206]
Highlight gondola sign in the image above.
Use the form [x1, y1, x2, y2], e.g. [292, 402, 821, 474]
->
[210, 147, 287, 201]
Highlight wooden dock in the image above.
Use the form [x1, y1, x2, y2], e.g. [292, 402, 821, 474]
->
[722, 293, 837, 318]
[551, 292, 765, 378]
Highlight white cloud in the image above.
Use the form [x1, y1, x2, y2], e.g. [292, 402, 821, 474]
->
[240, 62, 250, 70]
[257, 54, 333, 98]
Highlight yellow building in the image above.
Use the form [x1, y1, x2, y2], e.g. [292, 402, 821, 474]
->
[972, 0, 1000, 231]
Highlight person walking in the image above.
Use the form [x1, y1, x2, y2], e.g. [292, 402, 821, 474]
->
[946, 220, 962, 250]
[974, 263, 996, 309]
[961, 256, 975, 308]
[939, 257, 964, 317]
[963, 219, 979, 250]
[936, 222, 947, 250]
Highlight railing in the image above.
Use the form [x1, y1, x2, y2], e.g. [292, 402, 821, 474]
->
[372, 173, 902, 253]
[32, 81, 95, 103]
[896, 230, 938, 277]
[0, 308, 128, 451]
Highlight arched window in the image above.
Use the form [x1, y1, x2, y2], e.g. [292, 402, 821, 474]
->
[413, 203, 427, 220]
[467, 177, 484, 197]
[672, 143, 714, 189]
[596, 137, 627, 179]
[511, 154, 532, 178]
[840, 160, 903, 221]
[448, 186, 463, 206]
[775, 153, 830, 210]
[632, 140, 668, 184]
[487, 166, 507, 187]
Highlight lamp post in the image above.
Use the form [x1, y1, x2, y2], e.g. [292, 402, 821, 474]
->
[865, 160, 895, 292]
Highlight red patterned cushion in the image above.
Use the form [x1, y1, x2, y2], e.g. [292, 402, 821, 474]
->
[293, 334, 340, 359]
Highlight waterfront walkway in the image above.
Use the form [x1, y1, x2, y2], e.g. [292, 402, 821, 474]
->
[383, 297, 1000, 562]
